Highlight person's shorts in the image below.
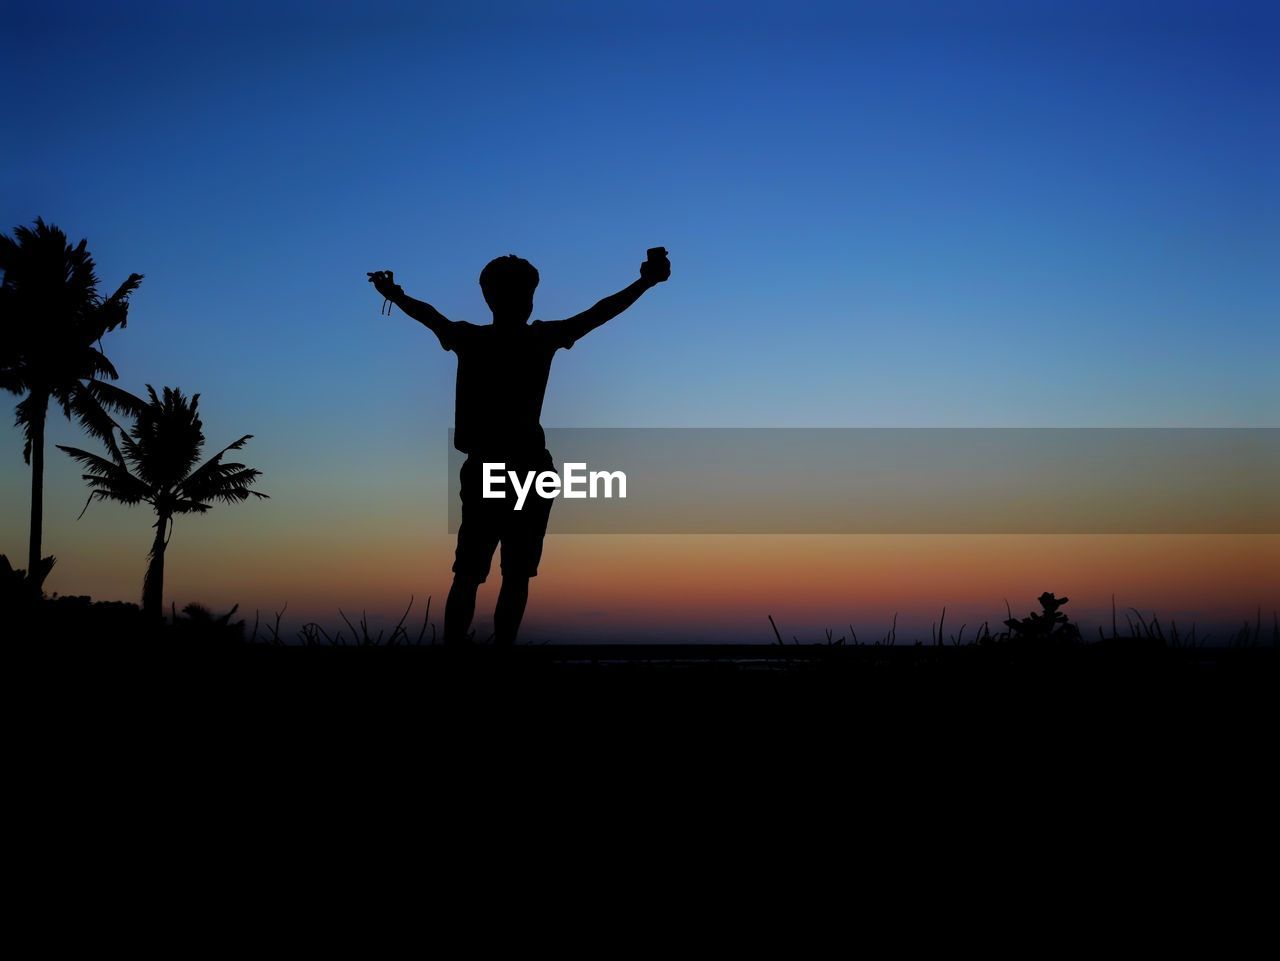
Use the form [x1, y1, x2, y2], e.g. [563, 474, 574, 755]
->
[452, 448, 556, 583]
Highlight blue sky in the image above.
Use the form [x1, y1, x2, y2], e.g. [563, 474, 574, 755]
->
[2, 1, 1276, 630]
[5, 0, 1276, 438]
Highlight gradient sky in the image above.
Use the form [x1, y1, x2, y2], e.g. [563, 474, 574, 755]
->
[3, 1, 1277, 640]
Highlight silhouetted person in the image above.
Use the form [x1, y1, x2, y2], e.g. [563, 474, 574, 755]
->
[368, 248, 670, 645]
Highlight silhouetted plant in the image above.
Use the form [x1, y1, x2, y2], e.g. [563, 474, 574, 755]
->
[252, 596, 436, 646]
[170, 602, 246, 644]
[1003, 592, 1081, 642]
[57, 385, 267, 620]
[0, 552, 55, 607]
[0, 218, 144, 585]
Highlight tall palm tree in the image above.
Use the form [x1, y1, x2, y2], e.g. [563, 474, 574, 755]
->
[0, 217, 144, 585]
[58, 386, 268, 619]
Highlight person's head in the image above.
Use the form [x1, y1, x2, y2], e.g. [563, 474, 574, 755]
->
[479, 254, 539, 324]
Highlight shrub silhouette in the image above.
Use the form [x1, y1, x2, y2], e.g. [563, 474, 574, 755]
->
[1003, 592, 1081, 643]
[0, 552, 55, 608]
[170, 602, 246, 644]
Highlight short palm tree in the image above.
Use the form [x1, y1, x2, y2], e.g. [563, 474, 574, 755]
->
[58, 386, 268, 619]
[0, 217, 144, 585]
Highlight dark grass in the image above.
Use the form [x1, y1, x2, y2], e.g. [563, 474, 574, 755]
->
[10, 588, 1278, 660]
[7, 590, 1277, 737]
[9, 592, 1276, 785]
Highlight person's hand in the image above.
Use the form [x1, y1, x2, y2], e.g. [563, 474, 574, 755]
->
[367, 269, 401, 300]
[640, 247, 671, 287]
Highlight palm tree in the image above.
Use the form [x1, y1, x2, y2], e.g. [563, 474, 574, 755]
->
[0, 217, 144, 586]
[58, 386, 268, 619]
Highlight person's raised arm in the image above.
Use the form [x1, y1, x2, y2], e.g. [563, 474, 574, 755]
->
[367, 270, 457, 347]
[558, 247, 670, 343]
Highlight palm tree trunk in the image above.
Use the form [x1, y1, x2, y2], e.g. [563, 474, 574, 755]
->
[27, 403, 46, 585]
[142, 515, 169, 620]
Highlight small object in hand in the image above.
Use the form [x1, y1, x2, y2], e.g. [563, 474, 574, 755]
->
[367, 271, 396, 314]
[642, 246, 670, 284]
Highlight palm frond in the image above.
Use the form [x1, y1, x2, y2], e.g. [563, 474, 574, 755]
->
[71, 487, 137, 520]
[0, 366, 30, 395]
[83, 379, 145, 418]
[0, 230, 19, 270]
[56, 444, 150, 510]
[82, 346, 120, 382]
[94, 273, 144, 333]
[183, 465, 270, 505]
[118, 428, 143, 465]
[178, 434, 256, 495]
[128, 384, 203, 487]
[57, 443, 127, 474]
[66, 383, 127, 461]
[171, 498, 213, 514]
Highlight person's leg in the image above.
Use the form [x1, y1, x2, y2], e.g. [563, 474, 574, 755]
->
[492, 448, 554, 646]
[444, 574, 482, 644]
[447, 454, 498, 645]
[493, 575, 530, 645]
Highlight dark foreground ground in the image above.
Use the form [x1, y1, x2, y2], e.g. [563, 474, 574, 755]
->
[70, 636, 1275, 679]
[8, 597, 1277, 743]
[9, 617, 1277, 843]
[15, 630, 1278, 709]
[9, 603, 1276, 895]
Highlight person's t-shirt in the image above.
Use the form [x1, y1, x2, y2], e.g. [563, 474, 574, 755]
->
[438, 319, 578, 455]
